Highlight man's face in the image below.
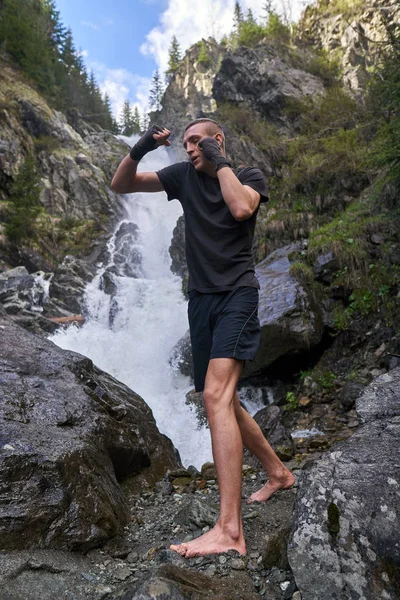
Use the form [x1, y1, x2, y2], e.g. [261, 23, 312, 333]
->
[183, 123, 219, 171]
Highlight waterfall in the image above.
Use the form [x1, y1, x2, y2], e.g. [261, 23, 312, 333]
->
[49, 142, 212, 469]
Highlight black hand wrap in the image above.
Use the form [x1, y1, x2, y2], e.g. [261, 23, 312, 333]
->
[129, 124, 164, 161]
[198, 137, 231, 172]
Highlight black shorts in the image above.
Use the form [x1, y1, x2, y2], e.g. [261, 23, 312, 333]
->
[188, 286, 261, 392]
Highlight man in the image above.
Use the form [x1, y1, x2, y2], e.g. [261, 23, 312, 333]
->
[111, 119, 294, 558]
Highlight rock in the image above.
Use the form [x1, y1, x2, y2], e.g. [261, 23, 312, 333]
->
[170, 330, 193, 379]
[103, 222, 143, 280]
[340, 381, 364, 410]
[47, 255, 96, 315]
[105, 563, 259, 600]
[248, 243, 324, 375]
[213, 45, 325, 123]
[169, 215, 187, 283]
[0, 267, 45, 314]
[201, 462, 217, 481]
[313, 251, 339, 284]
[0, 316, 179, 551]
[173, 498, 218, 529]
[262, 526, 291, 570]
[288, 369, 400, 600]
[245, 405, 295, 465]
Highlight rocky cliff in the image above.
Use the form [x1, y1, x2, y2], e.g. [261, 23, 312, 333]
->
[1, 1, 400, 599]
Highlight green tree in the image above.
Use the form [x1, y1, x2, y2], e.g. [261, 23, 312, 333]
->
[234, 1, 244, 32]
[5, 154, 43, 243]
[369, 17, 400, 189]
[120, 100, 135, 135]
[166, 35, 182, 81]
[149, 69, 164, 111]
[197, 40, 211, 67]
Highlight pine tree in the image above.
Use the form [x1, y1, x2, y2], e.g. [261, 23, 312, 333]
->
[133, 107, 141, 134]
[166, 35, 182, 81]
[149, 69, 164, 111]
[246, 8, 256, 25]
[5, 153, 43, 243]
[120, 100, 133, 135]
[234, 1, 244, 32]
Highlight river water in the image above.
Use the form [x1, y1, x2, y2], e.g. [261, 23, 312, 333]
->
[49, 143, 215, 468]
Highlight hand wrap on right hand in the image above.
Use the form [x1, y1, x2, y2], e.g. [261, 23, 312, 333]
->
[129, 124, 165, 162]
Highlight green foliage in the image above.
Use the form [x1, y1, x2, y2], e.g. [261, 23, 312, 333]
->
[149, 69, 164, 111]
[290, 48, 341, 87]
[197, 40, 211, 68]
[5, 154, 43, 243]
[316, 370, 336, 390]
[368, 17, 400, 193]
[120, 100, 141, 136]
[284, 391, 299, 411]
[0, 0, 116, 130]
[289, 261, 313, 284]
[230, 0, 289, 49]
[320, 0, 364, 18]
[166, 35, 182, 80]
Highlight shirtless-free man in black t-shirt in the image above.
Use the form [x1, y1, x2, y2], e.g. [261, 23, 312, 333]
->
[111, 118, 294, 559]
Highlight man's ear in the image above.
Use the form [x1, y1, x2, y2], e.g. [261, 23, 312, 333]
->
[215, 132, 224, 148]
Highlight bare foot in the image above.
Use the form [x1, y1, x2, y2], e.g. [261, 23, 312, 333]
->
[170, 522, 246, 558]
[247, 470, 295, 504]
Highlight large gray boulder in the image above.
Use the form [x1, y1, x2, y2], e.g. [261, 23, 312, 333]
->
[0, 315, 179, 552]
[288, 369, 400, 599]
[170, 243, 324, 380]
[248, 243, 324, 375]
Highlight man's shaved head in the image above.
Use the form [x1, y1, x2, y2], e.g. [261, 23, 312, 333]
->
[184, 118, 225, 151]
[184, 118, 224, 137]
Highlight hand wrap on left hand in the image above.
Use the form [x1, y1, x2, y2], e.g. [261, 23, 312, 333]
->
[198, 137, 231, 172]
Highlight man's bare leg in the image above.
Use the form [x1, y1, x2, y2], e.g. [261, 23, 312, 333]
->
[233, 393, 295, 503]
[170, 358, 246, 558]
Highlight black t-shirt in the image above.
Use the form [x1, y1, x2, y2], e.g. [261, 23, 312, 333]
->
[156, 161, 269, 293]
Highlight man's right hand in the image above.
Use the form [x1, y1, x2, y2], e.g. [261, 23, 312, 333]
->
[129, 124, 171, 162]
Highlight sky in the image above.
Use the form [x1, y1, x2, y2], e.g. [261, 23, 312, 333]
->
[56, 0, 312, 120]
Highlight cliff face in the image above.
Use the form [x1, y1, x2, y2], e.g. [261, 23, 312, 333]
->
[297, 0, 399, 93]
[0, 51, 127, 273]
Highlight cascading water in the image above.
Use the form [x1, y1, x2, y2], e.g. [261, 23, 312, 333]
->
[49, 142, 212, 468]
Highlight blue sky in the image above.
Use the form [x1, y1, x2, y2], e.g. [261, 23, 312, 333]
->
[56, 0, 309, 120]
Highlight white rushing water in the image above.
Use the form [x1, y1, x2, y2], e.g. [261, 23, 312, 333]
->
[49, 142, 213, 468]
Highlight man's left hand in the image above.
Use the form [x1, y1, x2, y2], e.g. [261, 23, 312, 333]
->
[198, 137, 231, 172]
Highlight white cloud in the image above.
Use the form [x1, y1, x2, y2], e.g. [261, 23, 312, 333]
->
[141, 0, 311, 74]
[81, 21, 100, 30]
[88, 61, 151, 118]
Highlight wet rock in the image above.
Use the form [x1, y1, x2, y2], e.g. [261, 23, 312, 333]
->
[47, 255, 95, 315]
[288, 369, 400, 600]
[104, 222, 143, 279]
[170, 330, 193, 379]
[0, 316, 179, 551]
[169, 215, 187, 282]
[0, 267, 46, 314]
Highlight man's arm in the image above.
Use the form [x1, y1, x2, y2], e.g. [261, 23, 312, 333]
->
[110, 125, 171, 194]
[217, 168, 261, 221]
[198, 137, 260, 221]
